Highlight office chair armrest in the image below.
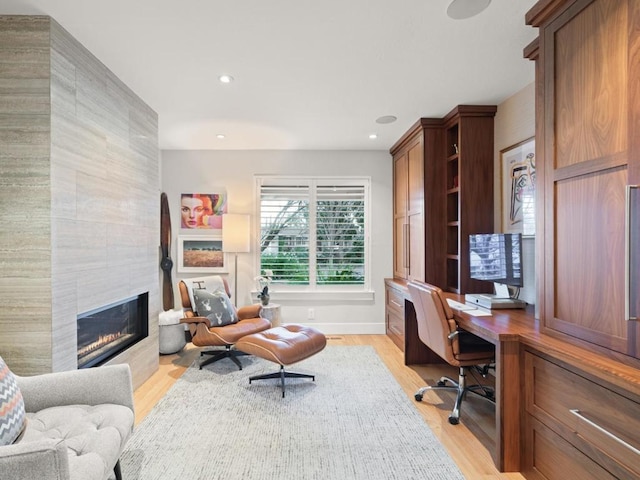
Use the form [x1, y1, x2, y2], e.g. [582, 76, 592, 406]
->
[237, 304, 262, 320]
[180, 316, 212, 328]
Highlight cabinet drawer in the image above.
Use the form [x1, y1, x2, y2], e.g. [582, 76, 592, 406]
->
[523, 415, 615, 480]
[387, 309, 404, 338]
[386, 310, 404, 351]
[525, 352, 640, 479]
[386, 287, 405, 315]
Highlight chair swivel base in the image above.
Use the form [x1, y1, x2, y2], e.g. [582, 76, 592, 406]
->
[248, 365, 315, 398]
[414, 368, 495, 425]
[199, 346, 250, 370]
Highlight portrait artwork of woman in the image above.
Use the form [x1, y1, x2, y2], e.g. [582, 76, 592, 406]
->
[180, 193, 227, 229]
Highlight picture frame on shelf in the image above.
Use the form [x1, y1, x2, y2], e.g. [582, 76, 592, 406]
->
[177, 235, 227, 273]
[501, 137, 535, 236]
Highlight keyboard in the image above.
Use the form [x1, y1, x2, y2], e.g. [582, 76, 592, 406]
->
[446, 298, 475, 311]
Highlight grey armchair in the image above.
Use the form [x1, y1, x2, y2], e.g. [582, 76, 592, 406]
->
[0, 363, 134, 480]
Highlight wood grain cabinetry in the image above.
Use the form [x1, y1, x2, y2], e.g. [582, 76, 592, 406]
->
[443, 106, 496, 294]
[525, 0, 640, 475]
[523, 349, 640, 479]
[526, 0, 640, 359]
[391, 119, 443, 284]
[385, 279, 406, 350]
[389, 108, 495, 292]
[392, 136, 425, 281]
[384, 278, 446, 365]
[387, 108, 495, 343]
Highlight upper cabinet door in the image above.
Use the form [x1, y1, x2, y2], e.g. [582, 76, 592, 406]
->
[407, 139, 424, 215]
[393, 152, 409, 279]
[532, 0, 640, 356]
[407, 139, 425, 281]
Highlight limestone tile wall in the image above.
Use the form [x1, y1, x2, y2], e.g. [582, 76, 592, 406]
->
[0, 16, 160, 388]
[0, 16, 52, 373]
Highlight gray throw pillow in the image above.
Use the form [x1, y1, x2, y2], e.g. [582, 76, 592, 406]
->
[193, 289, 238, 326]
[0, 356, 26, 446]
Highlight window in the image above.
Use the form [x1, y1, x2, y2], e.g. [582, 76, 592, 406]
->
[257, 177, 369, 290]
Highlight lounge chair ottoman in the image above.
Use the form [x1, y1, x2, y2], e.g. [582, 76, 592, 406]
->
[235, 324, 326, 397]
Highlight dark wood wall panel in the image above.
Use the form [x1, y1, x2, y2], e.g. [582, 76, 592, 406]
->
[538, 0, 640, 358]
[552, 167, 627, 350]
[554, 0, 627, 168]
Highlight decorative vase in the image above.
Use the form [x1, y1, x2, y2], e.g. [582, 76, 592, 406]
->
[261, 294, 270, 306]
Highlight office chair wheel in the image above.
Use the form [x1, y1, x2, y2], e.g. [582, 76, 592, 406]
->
[414, 393, 423, 402]
[448, 415, 459, 425]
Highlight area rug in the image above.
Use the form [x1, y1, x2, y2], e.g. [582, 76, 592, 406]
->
[120, 345, 464, 480]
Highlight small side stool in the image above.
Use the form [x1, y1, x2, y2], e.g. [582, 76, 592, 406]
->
[159, 309, 187, 354]
[259, 303, 281, 327]
[235, 324, 326, 397]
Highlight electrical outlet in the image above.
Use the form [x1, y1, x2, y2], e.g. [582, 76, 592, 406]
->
[308, 308, 315, 320]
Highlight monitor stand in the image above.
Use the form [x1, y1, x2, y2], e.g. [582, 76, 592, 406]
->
[464, 283, 526, 310]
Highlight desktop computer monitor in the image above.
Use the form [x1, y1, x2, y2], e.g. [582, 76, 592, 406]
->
[466, 233, 525, 309]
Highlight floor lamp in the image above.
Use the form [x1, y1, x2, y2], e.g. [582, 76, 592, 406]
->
[222, 214, 250, 306]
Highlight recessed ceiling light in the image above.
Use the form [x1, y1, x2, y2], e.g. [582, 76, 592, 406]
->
[369, 134, 378, 140]
[376, 115, 397, 124]
[216, 134, 225, 139]
[219, 74, 234, 84]
[447, 0, 491, 20]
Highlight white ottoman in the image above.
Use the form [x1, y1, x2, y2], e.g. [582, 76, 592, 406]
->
[159, 309, 187, 354]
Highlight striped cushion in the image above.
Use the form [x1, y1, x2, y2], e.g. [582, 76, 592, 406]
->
[0, 356, 26, 446]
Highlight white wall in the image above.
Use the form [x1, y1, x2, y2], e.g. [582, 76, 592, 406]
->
[494, 82, 536, 307]
[162, 150, 392, 334]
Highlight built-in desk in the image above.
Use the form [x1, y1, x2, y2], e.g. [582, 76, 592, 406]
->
[386, 278, 640, 476]
[448, 294, 537, 473]
[385, 278, 537, 472]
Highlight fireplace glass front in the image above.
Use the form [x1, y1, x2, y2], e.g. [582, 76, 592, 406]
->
[77, 292, 149, 368]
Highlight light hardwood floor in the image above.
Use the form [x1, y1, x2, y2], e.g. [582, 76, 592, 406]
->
[134, 334, 525, 480]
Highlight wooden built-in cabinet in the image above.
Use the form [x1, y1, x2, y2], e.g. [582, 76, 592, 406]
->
[384, 278, 446, 365]
[386, 107, 495, 347]
[522, 347, 640, 479]
[385, 279, 406, 350]
[527, 0, 640, 361]
[524, 0, 640, 477]
[391, 119, 443, 284]
[443, 106, 496, 294]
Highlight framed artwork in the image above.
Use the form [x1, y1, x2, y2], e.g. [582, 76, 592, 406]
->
[177, 236, 227, 273]
[501, 137, 536, 236]
[180, 192, 227, 230]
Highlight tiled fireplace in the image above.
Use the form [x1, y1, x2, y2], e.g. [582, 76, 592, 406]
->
[77, 293, 149, 369]
[0, 16, 160, 388]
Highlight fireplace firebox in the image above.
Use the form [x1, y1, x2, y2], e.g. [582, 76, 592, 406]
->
[77, 292, 149, 368]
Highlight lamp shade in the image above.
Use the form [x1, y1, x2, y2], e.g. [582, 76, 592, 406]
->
[222, 214, 250, 253]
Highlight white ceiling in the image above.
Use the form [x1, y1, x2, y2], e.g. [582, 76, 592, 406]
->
[0, 0, 538, 151]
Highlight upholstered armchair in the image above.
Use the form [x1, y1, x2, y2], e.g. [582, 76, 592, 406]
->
[0, 358, 134, 480]
[179, 275, 271, 369]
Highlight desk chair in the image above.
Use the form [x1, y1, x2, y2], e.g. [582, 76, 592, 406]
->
[407, 280, 495, 425]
